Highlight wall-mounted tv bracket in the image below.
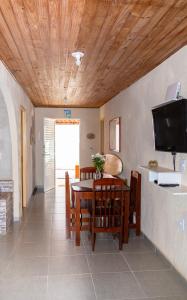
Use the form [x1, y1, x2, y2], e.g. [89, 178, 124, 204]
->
[172, 152, 176, 171]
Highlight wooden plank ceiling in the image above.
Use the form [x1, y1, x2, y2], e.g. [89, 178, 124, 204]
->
[0, 0, 187, 108]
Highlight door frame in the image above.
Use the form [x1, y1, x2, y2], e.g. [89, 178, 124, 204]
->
[20, 106, 27, 208]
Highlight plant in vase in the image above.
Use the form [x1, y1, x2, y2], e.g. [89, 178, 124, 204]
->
[91, 153, 105, 179]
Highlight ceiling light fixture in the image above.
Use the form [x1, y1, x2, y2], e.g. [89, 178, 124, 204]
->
[72, 51, 84, 66]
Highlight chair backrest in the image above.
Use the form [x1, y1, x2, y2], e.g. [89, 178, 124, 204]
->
[93, 178, 124, 229]
[104, 154, 123, 176]
[65, 171, 70, 212]
[80, 166, 96, 180]
[130, 170, 141, 211]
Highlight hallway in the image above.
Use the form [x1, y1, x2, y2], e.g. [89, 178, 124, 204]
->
[0, 187, 187, 300]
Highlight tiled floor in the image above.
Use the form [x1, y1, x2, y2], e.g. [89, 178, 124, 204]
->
[0, 187, 187, 300]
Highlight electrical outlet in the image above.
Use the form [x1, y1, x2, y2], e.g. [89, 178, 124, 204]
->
[179, 159, 186, 173]
[178, 219, 185, 232]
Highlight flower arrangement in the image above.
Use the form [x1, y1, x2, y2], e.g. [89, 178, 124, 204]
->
[91, 153, 105, 173]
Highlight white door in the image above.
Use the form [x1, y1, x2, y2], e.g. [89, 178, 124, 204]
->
[44, 118, 55, 192]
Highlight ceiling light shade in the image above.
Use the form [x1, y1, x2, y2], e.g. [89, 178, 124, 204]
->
[72, 51, 84, 66]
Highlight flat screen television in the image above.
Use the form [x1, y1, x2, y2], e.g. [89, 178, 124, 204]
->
[152, 99, 187, 153]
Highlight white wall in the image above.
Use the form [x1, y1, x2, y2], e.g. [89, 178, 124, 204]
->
[101, 46, 187, 184]
[35, 108, 100, 187]
[0, 90, 12, 179]
[100, 46, 187, 280]
[0, 62, 34, 220]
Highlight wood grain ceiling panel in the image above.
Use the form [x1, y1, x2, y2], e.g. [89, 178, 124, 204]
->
[0, 0, 187, 107]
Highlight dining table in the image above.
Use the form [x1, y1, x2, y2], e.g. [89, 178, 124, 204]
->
[71, 177, 130, 246]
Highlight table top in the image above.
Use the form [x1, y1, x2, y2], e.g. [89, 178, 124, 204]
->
[71, 179, 130, 192]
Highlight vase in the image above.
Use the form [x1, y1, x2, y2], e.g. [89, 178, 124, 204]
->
[95, 169, 102, 179]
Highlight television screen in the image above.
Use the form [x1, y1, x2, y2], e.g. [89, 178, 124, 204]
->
[152, 99, 187, 153]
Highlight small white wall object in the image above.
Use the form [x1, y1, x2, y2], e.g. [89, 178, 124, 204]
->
[179, 159, 187, 173]
[148, 169, 181, 185]
[165, 82, 181, 101]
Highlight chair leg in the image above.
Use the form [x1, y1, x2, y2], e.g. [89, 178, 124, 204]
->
[136, 216, 141, 236]
[66, 222, 71, 239]
[92, 232, 96, 251]
[66, 214, 71, 239]
[88, 216, 92, 240]
[112, 233, 117, 240]
[119, 231, 123, 250]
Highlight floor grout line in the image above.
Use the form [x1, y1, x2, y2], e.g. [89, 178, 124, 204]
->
[85, 254, 98, 300]
[120, 251, 147, 298]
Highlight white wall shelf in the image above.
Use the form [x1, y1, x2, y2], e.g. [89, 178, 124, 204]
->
[140, 166, 185, 193]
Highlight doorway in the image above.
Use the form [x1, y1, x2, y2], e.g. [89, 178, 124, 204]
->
[20, 106, 27, 208]
[55, 119, 80, 186]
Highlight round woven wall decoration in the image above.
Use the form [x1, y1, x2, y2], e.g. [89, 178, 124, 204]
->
[87, 133, 95, 140]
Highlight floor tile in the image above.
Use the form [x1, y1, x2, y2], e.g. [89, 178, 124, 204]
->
[92, 271, 146, 299]
[128, 229, 145, 239]
[0, 240, 16, 258]
[50, 229, 73, 241]
[13, 242, 50, 257]
[0, 259, 9, 276]
[27, 214, 52, 222]
[51, 220, 66, 230]
[0, 231, 21, 242]
[48, 255, 89, 275]
[84, 239, 119, 253]
[23, 222, 52, 231]
[1, 187, 187, 299]
[20, 229, 51, 243]
[50, 240, 87, 256]
[0, 275, 47, 300]
[94, 232, 114, 240]
[26, 216, 52, 223]
[122, 237, 155, 253]
[52, 214, 66, 221]
[87, 253, 129, 273]
[134, 270, 187, 297]
[123, 297, 187, 300]
[124, 252, 171, 271]
[6, 257, 48, 276]
[47, 274, 96, 300]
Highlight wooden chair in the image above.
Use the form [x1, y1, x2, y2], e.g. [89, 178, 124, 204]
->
[65, 171, 90, 238]
[80, 167, 96, 180]
[65, 171, 74, 238]
[91, 178, 124, 251]
[129, 170, 141, 236]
